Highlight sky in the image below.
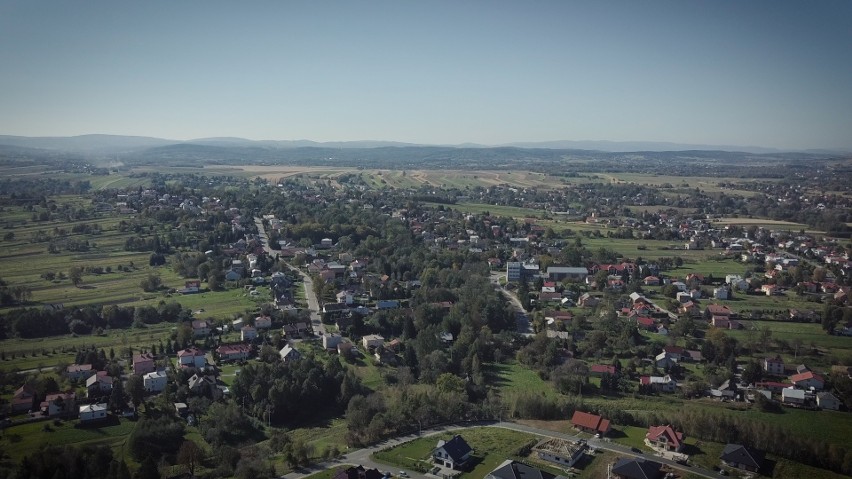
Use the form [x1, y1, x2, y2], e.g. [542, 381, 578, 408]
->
[1, 1, 851, 150]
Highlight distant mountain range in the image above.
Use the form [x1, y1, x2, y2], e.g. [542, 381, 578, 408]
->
[0, 134, 847, 155]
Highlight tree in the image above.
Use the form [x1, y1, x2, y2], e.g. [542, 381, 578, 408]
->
[69, 266, 84, 287]
[741, 360, 763, 385]
[177, 440, 204, 476]
[436, 373, 465, 394]
[108, 379, 127, 411]
[126, 374, 145, 408]
[140, 273, 161, 292]
[133, 456, 159, 479]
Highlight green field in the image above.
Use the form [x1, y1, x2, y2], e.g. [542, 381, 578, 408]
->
[1, 416, 137, 463]
[487, 361, 554, 398]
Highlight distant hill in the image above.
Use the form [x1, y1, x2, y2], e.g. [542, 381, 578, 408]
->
[502, 140, 787, 154]
[4, 134, 847, 155]
[0, 134, 176, 153]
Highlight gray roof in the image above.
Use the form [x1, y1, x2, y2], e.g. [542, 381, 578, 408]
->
[720, 444, 763, 469]
[488, 460, 562, 479]
[610, 458, 662, 479]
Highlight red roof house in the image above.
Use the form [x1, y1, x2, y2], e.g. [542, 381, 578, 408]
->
[570, 411, 611, 435]
[646, 425, 685, 452]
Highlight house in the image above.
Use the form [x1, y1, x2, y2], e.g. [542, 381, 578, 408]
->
[79, 403, 108, 423]
[645, 425, 685, 452]
[704, 304, 733, 319]
[640, 375, 677, 393]
[133, 353, 156, 375]
[711, 316, 741, 330]
[282, 322, 310, 337]
[279, 345, 301, 362]
[636, 317, 656, 331]
[376, 299, 400, 310]
[610, 458, 663, 479]
[41, 392, 76, 417]
[713, 286, 730, 300]
[176, 347, 207, 369]
[578, 293, 600, 308]
[333, 466, 384, 479]
[85, 373, 113, 398]
[191, 320, 211, 337]
[546, 266, 588, 281]
[781, 387, 806, 406]
[11, 384, 36, 413]
[180, 280, 201, 294]
[254, 315, 273, 329]
[763, 356, 785, 375]
[570, 410, 611, 436]
[220, 342, 253, 360]
[143, 370, 169, 392]
[224, 269, 242, 281]
[241, 325, 257, 341]
[188, 373, 217, 395]
[761, 284, 778, 296]
[643, 276, 660, 286]
[323, 333, 344, 350]
[66, 364, 94, 382]
[433, 435, 473, 470]
[755, 381, 791, 394]
[816, 391, 841, 411]
[362, 334, 385, 349]
[790, 371, 824, 390]
[486, 460, 564, 479]
[720, 444, 764, 473]
[533, 438, 585, 468]
[590, 364, 616, 377]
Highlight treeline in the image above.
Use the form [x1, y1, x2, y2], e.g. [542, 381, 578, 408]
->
[16, 444, 130, 479]
[0, 302, 192, 339]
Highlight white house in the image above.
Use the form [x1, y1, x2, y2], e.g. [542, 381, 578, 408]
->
[713, 286, 731, 300]
[279, 345, 301, 362]
[817, 391, 841, 411]
[362, 334, 385, 349]
[176, 347, 207, 369]
[143, 370, 169, 393]
[323, 333, 344, 350]
[763, 356, 785, 375]
[782, 387, 806, 405]
[85, 373, 113, 397]
[79, 403, 108, 423]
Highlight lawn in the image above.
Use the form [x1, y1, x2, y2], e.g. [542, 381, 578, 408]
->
[486, 361, 554, 398]
[373, 427, 538, 479]
[1, 416, 137, 463]
[608, 425, 648, 451]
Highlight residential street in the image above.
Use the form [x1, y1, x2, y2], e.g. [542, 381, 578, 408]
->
[280, 421, 719, 479]
[254, 217, 326, 337]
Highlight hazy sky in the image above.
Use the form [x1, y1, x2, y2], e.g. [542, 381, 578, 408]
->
[1, 1, 850, 149]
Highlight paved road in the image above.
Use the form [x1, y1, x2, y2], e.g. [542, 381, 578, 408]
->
[254, 217, 326, 337]
[280, 421, 718, 479]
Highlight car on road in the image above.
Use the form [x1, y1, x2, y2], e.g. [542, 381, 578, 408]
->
[631, 447, 643, 454]
[399, 472, 408, 477]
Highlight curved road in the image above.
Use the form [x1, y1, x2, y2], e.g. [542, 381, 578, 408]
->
[254, 217, 326, 337]
[281, 421, 718, 479]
